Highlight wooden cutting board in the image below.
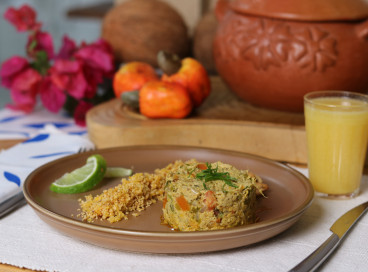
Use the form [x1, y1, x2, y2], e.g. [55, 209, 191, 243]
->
[87, 76, 307, 164]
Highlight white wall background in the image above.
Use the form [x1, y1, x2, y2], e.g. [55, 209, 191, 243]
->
[0, 0, 111, 108]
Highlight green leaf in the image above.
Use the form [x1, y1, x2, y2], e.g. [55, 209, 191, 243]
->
[196, 163, 238, 189]
[28, 39, 37, 52]
[30, 50, 50, 75]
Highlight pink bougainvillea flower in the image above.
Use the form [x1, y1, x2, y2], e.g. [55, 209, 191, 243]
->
[80, 65, 102, 99]
[75, 39, 114, 75]
[0, 56, 29, 88]
[4, 4, 41, 32]
[74, 39, 114, 99]
[27, 31, 54, 59]
[73, 100, 93, 126]
[56, 35, 77, 60]
[7, 68, 42, 113]
[49, 59, 88, 99]
[39, 77, 66, 113]
[2, 4, 116, 124]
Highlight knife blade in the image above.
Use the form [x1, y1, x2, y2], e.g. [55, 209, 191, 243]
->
[289, 201, 368, 272]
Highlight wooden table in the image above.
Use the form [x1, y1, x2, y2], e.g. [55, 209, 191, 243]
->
[0, 264, 37, 272]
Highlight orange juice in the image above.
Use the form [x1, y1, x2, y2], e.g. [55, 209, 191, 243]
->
[304, 92, 368, 197]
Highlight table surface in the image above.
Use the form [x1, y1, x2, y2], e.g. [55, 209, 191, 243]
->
[1, 107, 368, 272]
[1, 179, 367, 272]
[1, 151, 367, 272]
[0, 139, 42, 272]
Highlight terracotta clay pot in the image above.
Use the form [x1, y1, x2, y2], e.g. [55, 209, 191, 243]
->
[213, 0, 368, 112]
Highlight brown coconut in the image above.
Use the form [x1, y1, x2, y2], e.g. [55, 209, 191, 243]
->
[102, 0, 190, 67]
[193, 11, 218, 74]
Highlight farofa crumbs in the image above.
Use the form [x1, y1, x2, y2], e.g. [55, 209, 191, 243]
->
[78, 160, 183, 223]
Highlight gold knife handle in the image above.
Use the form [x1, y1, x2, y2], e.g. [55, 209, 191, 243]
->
[288, 233, 340, 272]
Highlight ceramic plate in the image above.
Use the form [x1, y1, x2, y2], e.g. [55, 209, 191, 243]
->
[23, 146, 314, 254]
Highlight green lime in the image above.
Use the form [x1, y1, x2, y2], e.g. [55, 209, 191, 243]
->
[50, 154, 107, 194]
[105, 167, 133, 178]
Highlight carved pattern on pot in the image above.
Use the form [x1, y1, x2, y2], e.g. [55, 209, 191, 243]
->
[218, 18, 338, 72]
[291, 27, 338, 72]
[238, 19, 291, 70]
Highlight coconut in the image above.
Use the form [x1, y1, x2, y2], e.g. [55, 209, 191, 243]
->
[102, 0, 190, 67]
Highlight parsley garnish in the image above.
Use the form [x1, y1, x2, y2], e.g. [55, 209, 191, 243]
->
[196, 163, 238, 189]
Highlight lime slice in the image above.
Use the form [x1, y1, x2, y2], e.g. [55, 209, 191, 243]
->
[105, 167, 133, 178]
[50, 154, 107, 194]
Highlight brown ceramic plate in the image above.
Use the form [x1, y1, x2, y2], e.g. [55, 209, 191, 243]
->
[23, 146, 314, 254]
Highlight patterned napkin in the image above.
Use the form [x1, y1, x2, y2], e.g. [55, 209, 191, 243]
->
[0, 107, 94, 202]
[0, 107, 86, 140]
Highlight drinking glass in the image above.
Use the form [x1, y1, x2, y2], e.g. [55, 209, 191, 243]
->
[304, 91, 368, 198]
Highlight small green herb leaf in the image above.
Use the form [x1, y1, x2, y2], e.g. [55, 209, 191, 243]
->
[196, 163, 238, 189]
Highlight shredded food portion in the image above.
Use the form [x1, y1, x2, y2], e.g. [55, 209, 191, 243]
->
[78, 159, 268, 224]
[162, 160, 263, 231]
[78, 161, 182, 223]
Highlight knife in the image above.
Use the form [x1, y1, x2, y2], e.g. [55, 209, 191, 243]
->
[289, 201, 368, 272]
[0, 191, 27, 219]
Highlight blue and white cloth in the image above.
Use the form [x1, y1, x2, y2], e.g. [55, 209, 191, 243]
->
[0, 107, 94, 202]
[0, 107, 86, 140]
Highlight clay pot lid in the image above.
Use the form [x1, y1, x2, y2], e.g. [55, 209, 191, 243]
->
[230, 0, 368, 21]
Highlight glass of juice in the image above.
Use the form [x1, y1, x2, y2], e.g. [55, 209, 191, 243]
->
[304, 91, 368, 199]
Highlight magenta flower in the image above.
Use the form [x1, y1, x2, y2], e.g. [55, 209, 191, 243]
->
[56, 35, 77, 60]
[1, 4, 116, 126]
[4, 4, 41, 32]
[80, 67, 100, 99]
[73, 100, 94, 127]
[27, 31, 54, 60]
[75, 39, 114, 74]
[74, 39, 114, 99]
[49, 59, 88, 99]
[7, 68, 42, 113]
[0, 56, 29, 88]
[39, 77, 66, 113]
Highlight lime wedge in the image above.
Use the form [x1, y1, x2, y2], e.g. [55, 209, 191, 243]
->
[50, 154, 107, 194]
[105, 167, 133, 178]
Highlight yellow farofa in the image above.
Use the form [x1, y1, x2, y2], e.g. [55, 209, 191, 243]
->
[78, 160, 183, 223]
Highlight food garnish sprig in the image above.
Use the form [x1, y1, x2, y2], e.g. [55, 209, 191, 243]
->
[195, 163, 238, 189]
